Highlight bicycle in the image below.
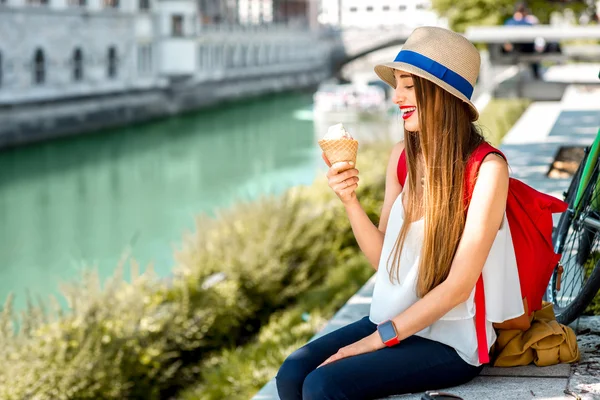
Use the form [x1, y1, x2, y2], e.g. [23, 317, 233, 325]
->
[549, 127, 600, 325]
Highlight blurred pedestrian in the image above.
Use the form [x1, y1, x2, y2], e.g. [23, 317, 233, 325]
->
[503, 2, 542, 79]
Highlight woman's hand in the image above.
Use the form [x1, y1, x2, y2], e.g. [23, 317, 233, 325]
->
[322, 153, 360, 206]
[317, 332, 384, 368]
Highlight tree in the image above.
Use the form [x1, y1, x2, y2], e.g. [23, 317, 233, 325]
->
[432, 0, 590, 32]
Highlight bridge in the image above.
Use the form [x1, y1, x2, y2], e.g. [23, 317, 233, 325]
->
[337, 25, 600, 68]
[338, 27, 415, 67]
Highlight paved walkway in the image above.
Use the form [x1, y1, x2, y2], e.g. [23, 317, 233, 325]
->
[252, 85, 600, 400]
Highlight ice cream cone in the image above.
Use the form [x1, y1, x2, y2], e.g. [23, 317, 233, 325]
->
[318, 138, 359, 165]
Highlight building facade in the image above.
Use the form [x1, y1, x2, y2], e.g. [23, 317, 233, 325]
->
[0, 0, 335, 145]
[0, 0, 163, 104]
[318, 0, 440, 29]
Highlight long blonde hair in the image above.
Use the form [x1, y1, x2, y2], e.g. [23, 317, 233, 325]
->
[386, 75, 485, 297]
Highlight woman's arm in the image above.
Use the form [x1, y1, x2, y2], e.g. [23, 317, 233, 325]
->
[377, 141, 405, 233]
[388, 153, 509, 340]
[343, 141, 404, 271]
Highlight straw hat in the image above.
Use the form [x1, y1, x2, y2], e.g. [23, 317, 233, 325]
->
[374, 26, 481, 121]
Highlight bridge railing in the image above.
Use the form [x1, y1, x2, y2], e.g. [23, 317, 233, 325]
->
[465, 25, 600, 43]
[465, 25, 600, 65]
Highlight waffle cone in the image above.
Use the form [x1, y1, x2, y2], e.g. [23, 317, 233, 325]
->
[318, 139, 359, 165]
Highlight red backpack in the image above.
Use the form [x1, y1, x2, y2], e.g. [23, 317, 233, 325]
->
[397, 142, 568, 363]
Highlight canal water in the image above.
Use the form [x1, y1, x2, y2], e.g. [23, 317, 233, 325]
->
[0, 90, 401, 312]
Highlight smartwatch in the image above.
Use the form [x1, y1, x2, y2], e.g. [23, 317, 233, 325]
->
[377, 319, 400, 347]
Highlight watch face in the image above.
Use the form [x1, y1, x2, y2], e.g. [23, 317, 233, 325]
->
[378, 321, 397, 342]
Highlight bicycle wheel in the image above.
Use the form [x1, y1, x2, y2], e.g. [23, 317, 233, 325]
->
[577, 211, 599, 266]
[550, 160, 600, 325]
[552, 148, 587, 246]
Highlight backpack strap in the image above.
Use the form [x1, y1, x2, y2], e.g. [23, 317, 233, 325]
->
[397, 149, 407, 187]
[465, 141, 507, 365]
[475, 276, 488, 364]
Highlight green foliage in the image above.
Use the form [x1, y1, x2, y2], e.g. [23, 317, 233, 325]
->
[477, 98, 532, 146]
[178, 255, 374, 400]
[0, 262, 187, 400]
[175, 143, 391, 400]
[432, 0, 588, 33]
[0, 141, 391, 399]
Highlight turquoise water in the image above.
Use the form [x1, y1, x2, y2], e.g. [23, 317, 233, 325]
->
[0, 93, 322, 311]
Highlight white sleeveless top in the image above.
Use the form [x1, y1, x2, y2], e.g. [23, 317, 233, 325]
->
[369, 184, 525, 366]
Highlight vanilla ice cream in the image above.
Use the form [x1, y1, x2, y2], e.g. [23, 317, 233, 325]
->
[323, 123, 354, 140]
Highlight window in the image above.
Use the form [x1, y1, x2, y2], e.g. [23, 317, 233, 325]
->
[197, 45, 204, 69]
[137, 44, 152, 75]
[349, 6, 357, 12]
[103, 0, 118, 7]
[73, 48, 83, 81]
[416, 3, 427, 10]
[68, 0, 86, 6]
[139, 0, 149, 10]
[366, 6, 373, 11]
[27, 0, 49, 5]
[383, 5, 390, 11]
[33, 48, 45, 85]
[0, 51, 3, 88]
[226, 46, 234, 68]
[399, 5, 407, 11]
[172, 15, 184, 37]
[107, 46, 117, 78]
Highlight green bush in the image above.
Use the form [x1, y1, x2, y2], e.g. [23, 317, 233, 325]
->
[178, 254, 374, 400]
[0, 141, 391, 400]
[176, 143, 391, 400]
[477, 98, 532, 146]
[432, 0, 588, 33]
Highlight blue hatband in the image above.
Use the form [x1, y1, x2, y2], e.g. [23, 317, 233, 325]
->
[393, 50, 473, 99]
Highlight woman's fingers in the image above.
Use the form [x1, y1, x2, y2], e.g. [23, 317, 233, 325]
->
[329, 169, 359, 185]
[341, 183, 359, 193]
[332, 174, 359, 188]
[334, 177, 359, 190]
[334, 177, 359, 191]
[326, 161, 354, 178]
[318, 351, 342, 368]
[324, 160, 359, 204]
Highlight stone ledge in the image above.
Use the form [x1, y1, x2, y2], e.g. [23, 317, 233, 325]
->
[481, 363, 571, 378]
[385, 376, 569, 400]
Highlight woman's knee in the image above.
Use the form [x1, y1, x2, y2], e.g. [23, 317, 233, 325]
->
[275, 352, 309, 399]
[302, 368, 343, 400]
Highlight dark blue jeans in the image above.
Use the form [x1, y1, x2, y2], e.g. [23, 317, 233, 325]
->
[276, 316, 483, 400]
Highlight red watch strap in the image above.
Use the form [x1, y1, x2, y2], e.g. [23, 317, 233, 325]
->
[383, 336, 400, 347]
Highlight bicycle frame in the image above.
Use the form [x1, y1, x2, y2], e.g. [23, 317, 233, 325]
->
[575, 128, 600, 214]
[554, 129, 600, 256]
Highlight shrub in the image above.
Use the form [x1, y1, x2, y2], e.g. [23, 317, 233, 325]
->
[0, 141, 391, 399]
[177, 254, 373, 400]
[175, 142, 391, 400]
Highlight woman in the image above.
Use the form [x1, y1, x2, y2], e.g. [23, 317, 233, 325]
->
[275, 27, 524, 400]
